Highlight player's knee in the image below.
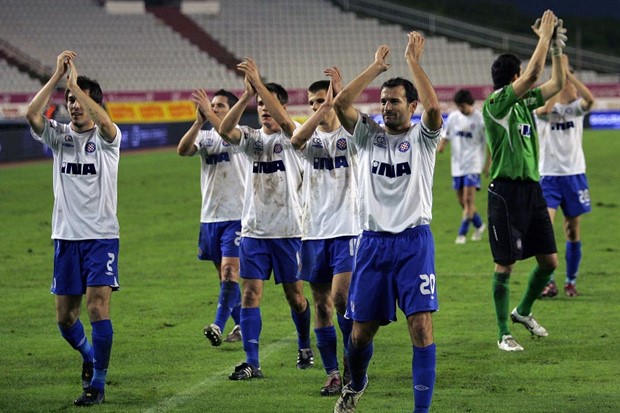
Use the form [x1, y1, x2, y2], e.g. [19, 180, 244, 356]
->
[332, 293, 347, 316]
[221, 263, 239, 282]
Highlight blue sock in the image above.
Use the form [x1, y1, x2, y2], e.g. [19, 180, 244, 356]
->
[59, 320, 94, 363]
[566, 241, 582, 285]
[458, 219, 470, 236]
[91, 320, 113, 392]
[291, 299, 311, 349]
[337, 313, 352, 359]
[347, 339, 373, 392]
[315, 326, 338, 374]
[413, 343, 436, 413]
[214, 281, 239, 331]
[472, 213, 483, 228]
[231, 283, 241, 325]
[240, 307, 261, 368]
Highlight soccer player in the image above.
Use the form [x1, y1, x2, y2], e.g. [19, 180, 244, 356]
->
[483, 10, 567, 352]
[177, 88, 245, 345]
[437, 89, 489, 244]
[218, 58, 314, 380]
[290, 68, 358, 396]
[332, 32, 442, 413]
[26, 51, 121, 406]
[535, 54, 595, 298]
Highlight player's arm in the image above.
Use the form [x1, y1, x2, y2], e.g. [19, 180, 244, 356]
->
[66, 60, 117, 143]
[405, 31, 442, 131]
[564, 55, 595, 111]
[334, 45, 391, 134]
[178, 89, 222, 157]
[239, 57, 296, 136]
[291, 81, 334, 150]
[26, 50, 76, 135]
[220, 76, 255, 145]
[534, 93, 558, 117]
[513, 10, 557, 98]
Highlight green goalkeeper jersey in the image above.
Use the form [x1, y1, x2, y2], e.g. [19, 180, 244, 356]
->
[483, 84, 544, 181]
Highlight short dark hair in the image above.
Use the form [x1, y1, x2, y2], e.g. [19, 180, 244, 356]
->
[491, 54, 521, 90]
[214, 89, 239, 107]
[265, 82, 288, 105]
[453, 89, 474, 105]
[308, 80, 330, 94]
[381, 77, 418, 103]
[64, 75, 103, 105]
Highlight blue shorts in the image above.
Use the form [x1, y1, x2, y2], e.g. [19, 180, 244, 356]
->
[52, 239, 120, 295]
[197, 221, 242, 263]
[346, 226, 438, 325]
[540, 174, 592, 218]
[452, 174, 481, 190]
[239, 237, 302, 284]
[299, 236, 356, 283]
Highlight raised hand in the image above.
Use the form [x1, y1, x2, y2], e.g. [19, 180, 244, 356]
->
[324, 66, 343, 96]
[374, 45, 391, 72]
[66, 59, 78, 89]
[405, 31, 425, 62]
[191, 89, 212, 123]
[55, 50, 76, 77]
[532, 10, 556, 41]
[237, 57, 261, 87]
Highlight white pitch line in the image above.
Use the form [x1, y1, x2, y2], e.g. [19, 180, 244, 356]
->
[142, 333, 297, 413]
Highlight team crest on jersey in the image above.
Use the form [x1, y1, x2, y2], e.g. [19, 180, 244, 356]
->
[518, 124, 532, 138]
[253, 140, 264, 152]
[311, 137, 323, 148]
[373, 135, 387, 148]
[85, 142, 96, 153]
[336, 138, 347, 151]
[205, 138, 214, 147]
[398, 141, 411, 152]
[64, 135, 73, 142]
[273, 143, 283, 154]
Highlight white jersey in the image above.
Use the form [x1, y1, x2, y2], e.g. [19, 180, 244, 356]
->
[351, 113, 440, 233]
[236, 125, 303, 238]
[299, 127, 359, 239]
[441, 109, 486, 176]
[31, 118, 121, 240]
[536, 99, 587, 176]
[194, 129, 246, 223]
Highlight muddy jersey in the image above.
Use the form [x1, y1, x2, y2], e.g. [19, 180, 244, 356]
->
[31, 118, 121, 240]
[299, 127, 359, 239]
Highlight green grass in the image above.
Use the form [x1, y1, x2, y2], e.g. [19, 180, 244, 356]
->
[1, 130, 619, 412]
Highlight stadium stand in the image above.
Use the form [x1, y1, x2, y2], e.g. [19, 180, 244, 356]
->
[0, 0, 616, 93]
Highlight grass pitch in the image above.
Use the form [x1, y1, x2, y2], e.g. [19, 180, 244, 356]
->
[0, 130, 618, 412]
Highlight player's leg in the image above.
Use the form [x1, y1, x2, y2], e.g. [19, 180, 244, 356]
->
[334, 320, 378, 413]
[408, 312, 435, 413]
[272, 237, 313, 368]
[230, 237, 267, 380]
[283, 280, 314, 369]
[514, 185, 558, 328]
[541, 207, 560, 297]
[311, 282, 342, 395]
[561, 174, 591, 297]
[52, 239, 97, 397]
[488, 181, 521, 349]
[454, 178, 468, 244]
[209, 256, 241, 344]
[564, 215, 581, 296]
[396, 226, 438, 413]
[84, 285, 113, 395]
[56, 295, 94, 388]
[464, 176, 485, 240]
